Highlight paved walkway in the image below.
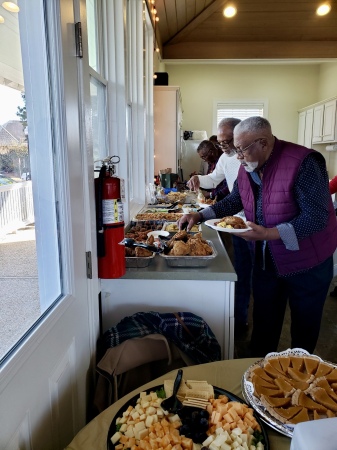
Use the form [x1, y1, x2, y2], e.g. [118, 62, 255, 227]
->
[0, 224, 40, 359]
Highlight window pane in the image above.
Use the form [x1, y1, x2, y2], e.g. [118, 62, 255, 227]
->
[86, 0, 99, 71]
[0, 2, 62, 362]
[90, 76, 108, 163]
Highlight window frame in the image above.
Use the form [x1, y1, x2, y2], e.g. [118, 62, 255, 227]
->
[213, 99, 269, 134]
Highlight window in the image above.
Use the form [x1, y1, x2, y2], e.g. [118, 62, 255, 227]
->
[87, 0, 108, 165]
[213, 100, 268, 133]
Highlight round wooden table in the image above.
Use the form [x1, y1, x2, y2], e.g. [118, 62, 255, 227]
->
[66, 358, 291, 450]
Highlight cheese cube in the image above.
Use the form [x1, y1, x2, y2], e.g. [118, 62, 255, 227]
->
[138, 428, 149, 440]
[168, 414, 180, 423]
[120, 424, 127, 432]
[220, 444, 231, 450]
[111, 431, 122, 445]
[145, 415, 154, 428]
[209, 443, 220, 450]
[202, 435, 214, 447]
[147, 406, 157, 415]
[213, 434, 228, 447]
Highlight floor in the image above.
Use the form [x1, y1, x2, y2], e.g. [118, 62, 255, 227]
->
[0, 225, 40, 359]
[234, 280, 337, 364]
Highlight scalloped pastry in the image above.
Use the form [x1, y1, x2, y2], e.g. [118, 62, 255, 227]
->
[248, 354, 337, 425]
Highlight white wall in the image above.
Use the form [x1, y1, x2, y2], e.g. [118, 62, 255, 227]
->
[165, 63, 320, 143]
[313, 61, 337, 176]
[318, 62, 337, 100]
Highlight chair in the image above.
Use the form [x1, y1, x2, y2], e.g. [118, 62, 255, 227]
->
[93, 334, 194, 414]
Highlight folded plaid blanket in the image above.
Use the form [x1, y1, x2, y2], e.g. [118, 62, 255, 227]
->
[103, 311, 221, 364]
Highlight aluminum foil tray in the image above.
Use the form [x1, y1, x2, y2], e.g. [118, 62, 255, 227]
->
[127, 220, 165, 231]
[126, 253, 155, 268]
[162, 221, 202, 234]
[159, 240, 217, 267]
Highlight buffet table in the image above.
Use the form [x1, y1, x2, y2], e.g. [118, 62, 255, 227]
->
[100, 224, 237, 359]
[66, 358, 291, 450]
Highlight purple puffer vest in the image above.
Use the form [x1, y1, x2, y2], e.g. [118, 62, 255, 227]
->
[238, 138, 337, 275]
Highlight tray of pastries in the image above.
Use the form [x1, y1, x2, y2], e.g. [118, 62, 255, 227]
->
[242, 348, 337, 438]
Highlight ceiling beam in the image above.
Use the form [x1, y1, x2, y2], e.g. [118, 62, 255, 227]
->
[162, 41, 337, 60]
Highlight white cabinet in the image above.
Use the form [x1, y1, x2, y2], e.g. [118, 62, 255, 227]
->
[312, 99, 337, 144]
[154, 86, 182, 176]
[298, 108, 313, 147]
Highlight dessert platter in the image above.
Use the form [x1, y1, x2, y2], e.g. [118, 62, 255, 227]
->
[107, 375, 269, 450]
[205, 217, 252, 234]
[242, 348, 337, 438]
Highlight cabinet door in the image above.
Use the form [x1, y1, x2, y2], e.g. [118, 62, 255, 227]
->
[304, 108, 314, 148]
[312, 104, 324, 143]
[322, 100, 337, 142]
[297, 111, 306, 145]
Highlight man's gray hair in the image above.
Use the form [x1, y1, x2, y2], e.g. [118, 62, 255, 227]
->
[218, 117, 241, 130]
[234, 116, 271, 134]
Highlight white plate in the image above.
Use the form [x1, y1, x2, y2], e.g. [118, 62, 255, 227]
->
[197, 202, 213, 209]
[147, 230, 169, 238]
[205, 218, 252, 233]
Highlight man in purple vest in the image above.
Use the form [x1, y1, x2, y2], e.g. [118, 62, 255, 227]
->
[179, 116, 337, 356]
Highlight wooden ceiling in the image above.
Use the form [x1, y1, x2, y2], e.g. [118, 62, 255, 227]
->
[153, 0, 337, 60]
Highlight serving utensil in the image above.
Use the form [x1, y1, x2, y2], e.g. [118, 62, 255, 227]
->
[161, 369, 183, 413]
[119, 238, 163, 253]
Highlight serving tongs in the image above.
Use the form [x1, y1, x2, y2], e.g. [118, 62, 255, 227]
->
[119, 238, 164, 253]
[167, 201, 179, 211]
[161, 369, 183, 413]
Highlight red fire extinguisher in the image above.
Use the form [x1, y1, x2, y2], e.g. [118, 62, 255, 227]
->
[95, 156, 126, 279]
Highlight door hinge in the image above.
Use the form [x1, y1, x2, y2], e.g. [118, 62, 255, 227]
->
[75, 22, 83, 58]
[86, 251, 92, 279]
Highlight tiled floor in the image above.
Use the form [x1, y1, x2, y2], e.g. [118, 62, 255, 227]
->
[234, 279, 337, 364]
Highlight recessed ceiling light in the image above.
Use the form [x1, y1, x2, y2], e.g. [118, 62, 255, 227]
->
[2, 1, 20, 12]
[316, 3, 331, 15]
[223, 4, 237, 18]
[0, 15, 4, 23]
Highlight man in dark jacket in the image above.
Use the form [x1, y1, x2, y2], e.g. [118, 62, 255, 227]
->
[179, 116, 337, 356]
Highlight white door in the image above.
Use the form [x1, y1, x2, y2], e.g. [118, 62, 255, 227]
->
[0, 1, 99, 449]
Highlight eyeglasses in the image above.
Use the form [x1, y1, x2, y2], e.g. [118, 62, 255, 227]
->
[234, 138, 262, 157]
[199, 148, 214, 161]
[217, 138, 233, 149]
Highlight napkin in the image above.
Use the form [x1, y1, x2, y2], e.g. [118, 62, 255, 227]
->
[290, 417, 337, 450]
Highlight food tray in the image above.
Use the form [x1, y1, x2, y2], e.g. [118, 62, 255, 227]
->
[159, 240, 217, 267]
[107, 384, 269, 450]
[133, 213, 183, 222]
[126, 253, 155, 268]
[127, 220, 165, 231]
[162, 222, 202, 234]
[241, 348, 337, 438]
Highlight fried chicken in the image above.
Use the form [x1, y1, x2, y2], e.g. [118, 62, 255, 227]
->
[169, 240, 190, 256]
[135, 247, 152, 257]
